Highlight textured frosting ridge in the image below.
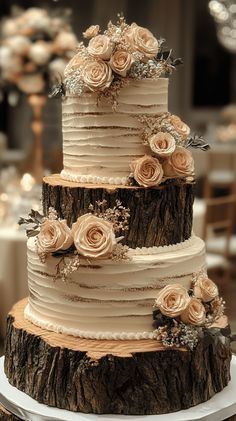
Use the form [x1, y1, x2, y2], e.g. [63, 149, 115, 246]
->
[25, 236, 206, 339]
[61, 78, 168, 185]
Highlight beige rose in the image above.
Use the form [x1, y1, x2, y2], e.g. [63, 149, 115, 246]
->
[180, 298, 206, 326]
[149, 132, 176, 157]
[193, 276, 219, 303]
[170, 115, 190, 140]
[154, 284, 191, 318]
[88, 35, 113, 60]
[64, 53, 84, 77]
[37, 219, 73, 254]
[83, 25, 100, 39]
[130, 155, 163, 187]
[109, 50, 134, 77]
[125, 23, 159, 59]
[72, 214, 116, 258]
[162, 146, 194, 178]
[81, 59, 113, 92]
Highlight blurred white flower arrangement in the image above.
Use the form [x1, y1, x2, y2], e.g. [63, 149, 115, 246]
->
[0, 6, 78, 97]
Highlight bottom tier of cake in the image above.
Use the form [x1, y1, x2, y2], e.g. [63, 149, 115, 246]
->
[4, 299, 232, 415]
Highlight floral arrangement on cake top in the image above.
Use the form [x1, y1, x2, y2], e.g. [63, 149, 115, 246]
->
[0, 6, 78, 96]
[19, 203, 130, 280]
[62, 14, 181, 103]
[58, 15, 210, 189]
[152, 276, 226, 350]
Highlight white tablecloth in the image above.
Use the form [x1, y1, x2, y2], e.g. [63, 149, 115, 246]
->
[0, 227, 27, 337]
[193, 199, 206, 239]
[1, 355, 236, 420]
[192, 143, 236, 178]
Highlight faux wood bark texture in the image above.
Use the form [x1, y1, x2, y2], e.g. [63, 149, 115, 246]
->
[0, 406, 20, 421]
[4, 304, 232, 415]
[42, 175, 194, 248]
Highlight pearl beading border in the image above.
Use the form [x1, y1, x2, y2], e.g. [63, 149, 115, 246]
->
[61, 169, 129, 186]
[128, 236, 199, 256]
[24, 304, 157, 340]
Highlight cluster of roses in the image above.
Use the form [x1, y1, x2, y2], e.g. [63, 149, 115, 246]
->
[130, 115, 194, 187]
[0, 7, 78, 94]
[64, 20, 160, 93]
[37, 213, 117, 260]
[154, 275, 221, 328]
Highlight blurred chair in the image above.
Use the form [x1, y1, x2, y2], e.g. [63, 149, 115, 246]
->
[204, 150, 236, 198]
[203, 195, 236, 291]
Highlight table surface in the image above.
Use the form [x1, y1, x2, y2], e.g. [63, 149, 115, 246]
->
[0, 227, 27, 337]
[0, 355, 235, 421]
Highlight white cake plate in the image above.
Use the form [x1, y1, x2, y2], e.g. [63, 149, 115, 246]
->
[0, 356, 236, 421]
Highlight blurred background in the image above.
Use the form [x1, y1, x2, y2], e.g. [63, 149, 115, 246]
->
[0, 0, 236, 351]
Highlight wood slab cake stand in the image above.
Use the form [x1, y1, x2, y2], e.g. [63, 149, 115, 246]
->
[0, 405, 20, 421]
[4, 298, 232, 415]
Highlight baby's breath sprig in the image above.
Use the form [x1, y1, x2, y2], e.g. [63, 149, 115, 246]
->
[48, 207, 58, 220]
[137, 112, 170, 144]
[184, 134, 210, 151]
[104, 14, 129, 46]
[64, 69, 84, 96]
[137, 112, 189, 146]
[111, 243, 129, 261]
[53, 253, 80, 282]
[88, 199, 130, 234]
[153, 320, 200, 351]
[205, 296, 226, 326]
[97, 77, 130, 110]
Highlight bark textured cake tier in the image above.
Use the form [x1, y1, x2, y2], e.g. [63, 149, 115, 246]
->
[4, 17, 233, 415]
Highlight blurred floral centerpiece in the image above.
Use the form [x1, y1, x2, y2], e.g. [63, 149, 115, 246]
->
[0, 7, 78, 182]
[0, 6, 78, 95]
[216, 104, 236, 143]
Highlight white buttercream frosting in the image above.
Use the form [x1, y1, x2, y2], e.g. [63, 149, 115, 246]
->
[61, 78, 168, 185]
[25, 236, 206, 339]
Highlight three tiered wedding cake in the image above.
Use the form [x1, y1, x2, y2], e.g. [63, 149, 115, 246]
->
[4, 17, 232, 415]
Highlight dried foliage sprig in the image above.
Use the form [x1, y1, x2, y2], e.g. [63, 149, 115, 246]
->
[53, 253, 80, 282]
[49, 77, 66, 99]
[153, 318, 199, 351]
[205, 296, 225, 326]
[137, 112, 188, 146]
[88, 199, 130, 234]
[185, 134, 210, 151]
[18, 209, 44, 238]
[97, 77, 130, 110]
[111, 243, 130, 261]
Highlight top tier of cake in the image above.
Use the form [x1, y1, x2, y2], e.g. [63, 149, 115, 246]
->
[61, 78, 168, 185]
[60, 19, 196, 190]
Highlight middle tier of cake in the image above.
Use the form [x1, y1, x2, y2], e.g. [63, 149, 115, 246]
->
[42, 175, 194, 248]
[25, 235, 205, 340]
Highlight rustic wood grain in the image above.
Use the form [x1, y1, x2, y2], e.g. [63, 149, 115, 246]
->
[4, 299, 232, 415]
[0, 405, 20, 421]
[42, 174, 194, 248]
